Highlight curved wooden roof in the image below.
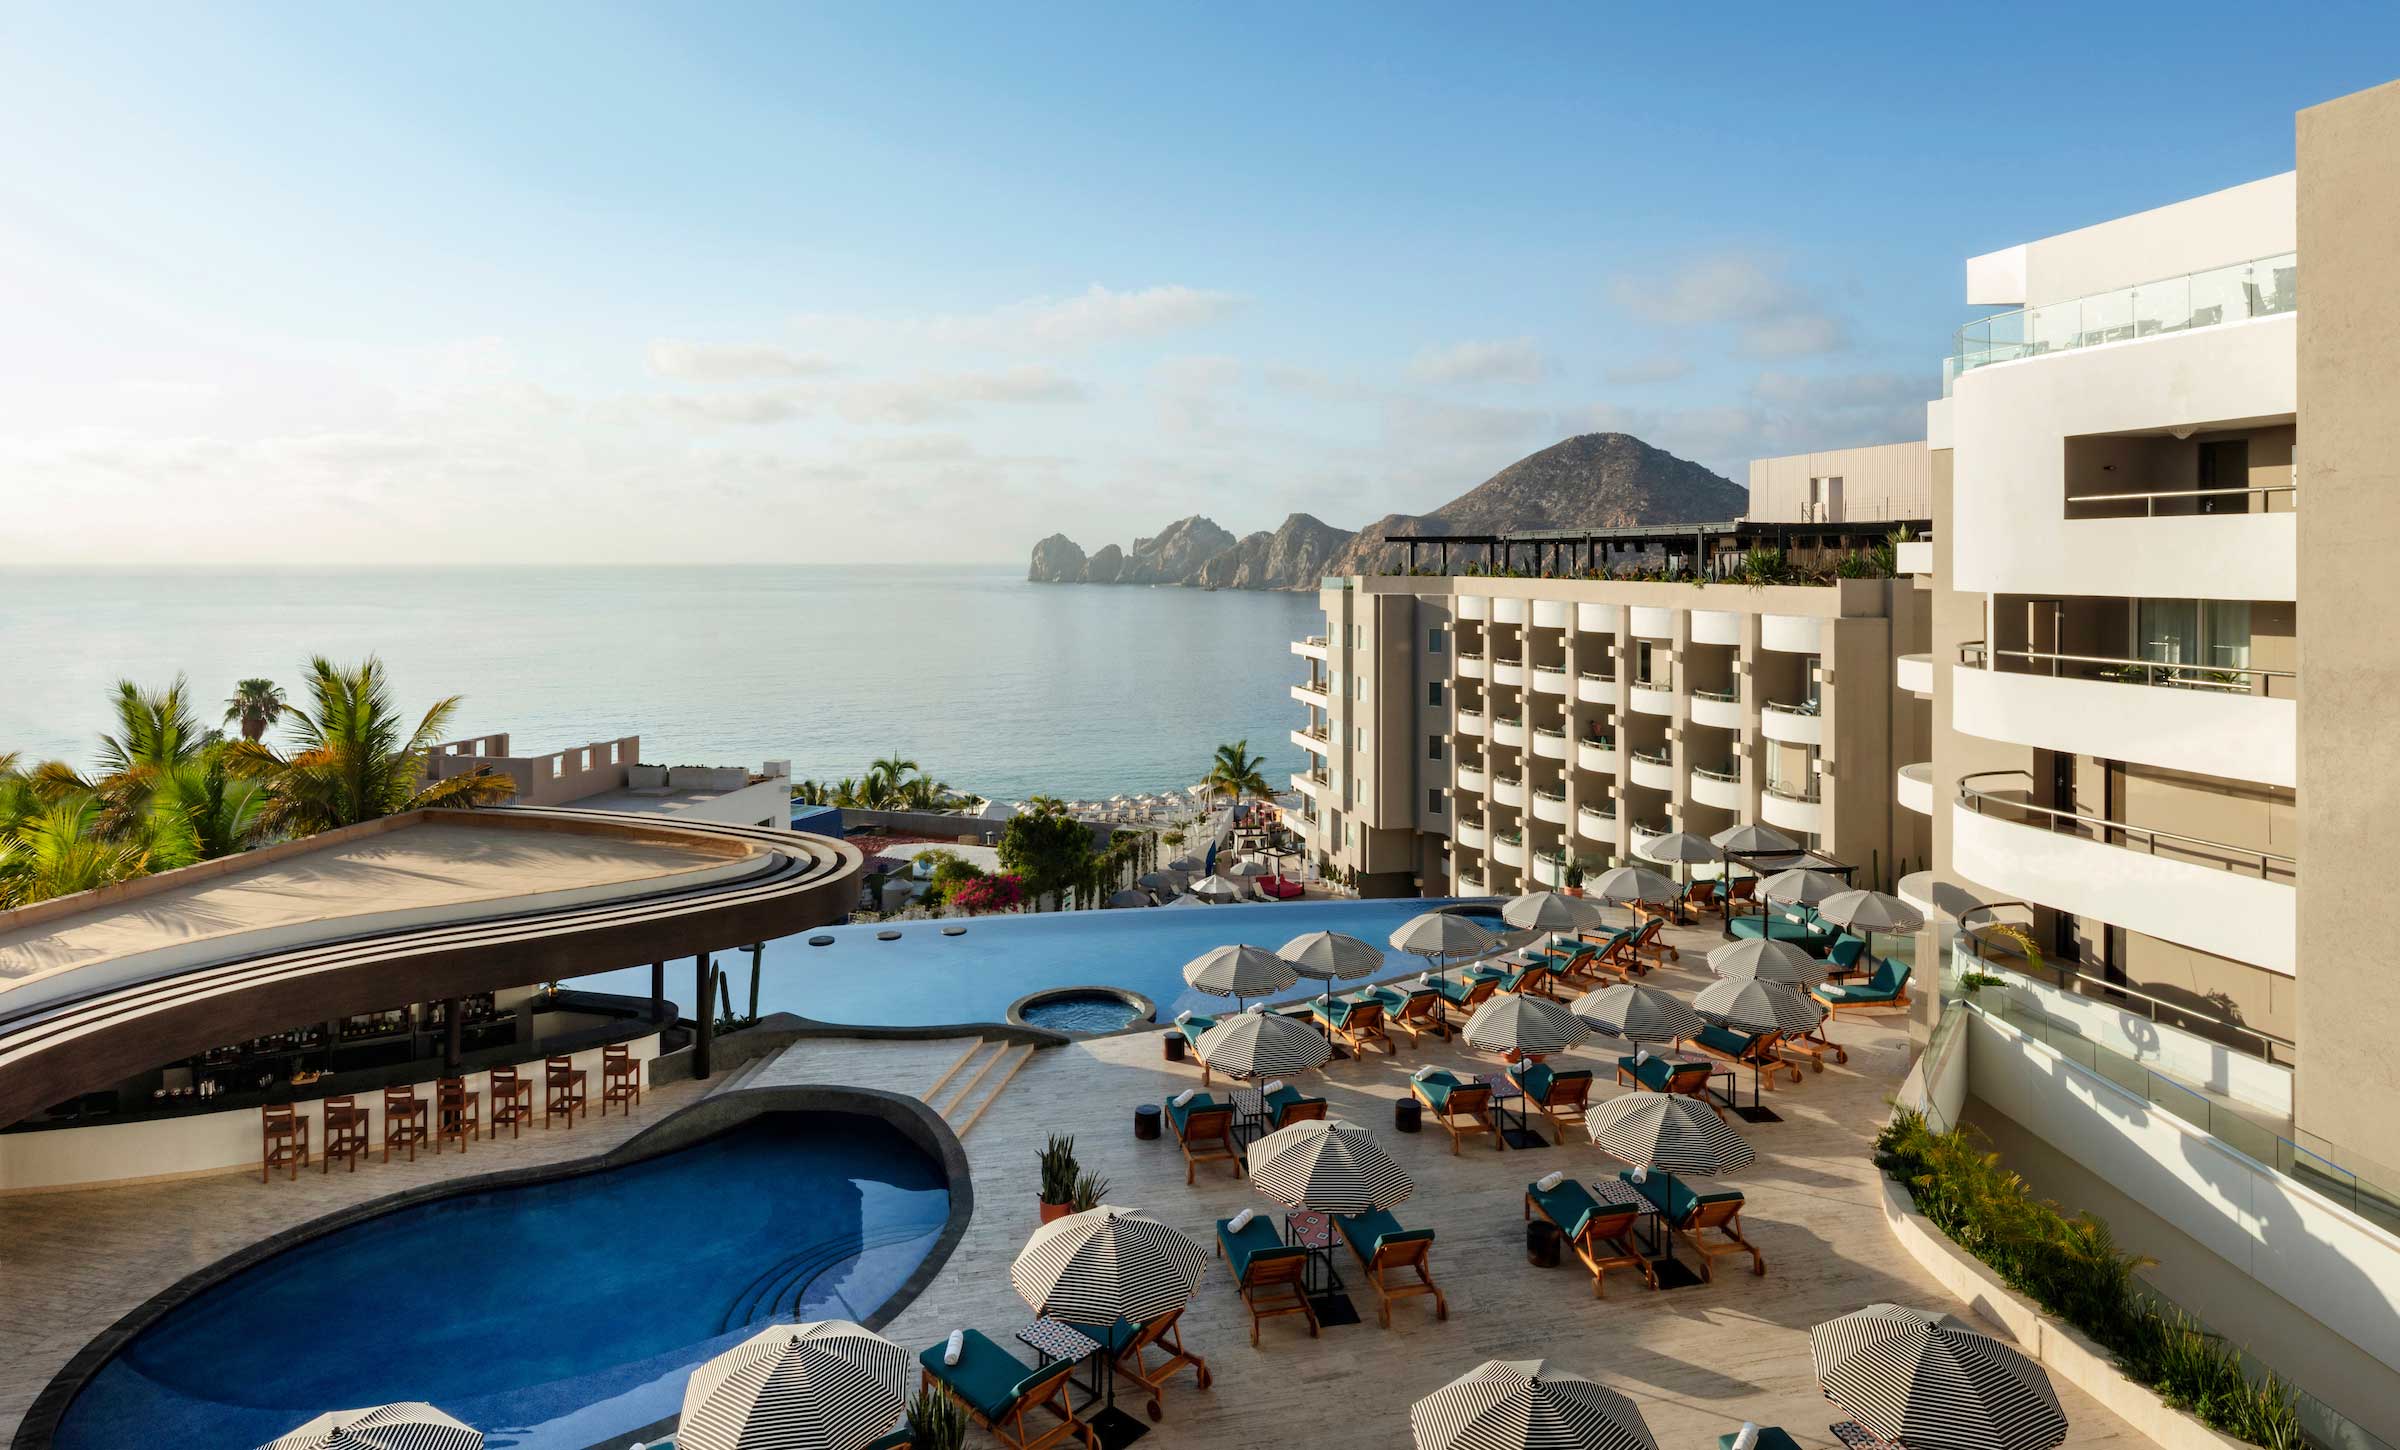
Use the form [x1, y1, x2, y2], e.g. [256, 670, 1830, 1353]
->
[0, 808, 861, 1128]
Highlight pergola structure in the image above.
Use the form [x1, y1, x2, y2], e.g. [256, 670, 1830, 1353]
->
[1388, 518, 1929, 580]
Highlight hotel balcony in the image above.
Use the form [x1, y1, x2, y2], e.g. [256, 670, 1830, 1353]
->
[1897, 762, 1932, 816]
[1531, 786, 1569, 826]
[1577, 602, 1620, 634]
[1292, 769, 1326, 800]
[1689, 686, 1742, 731]
[1291, 635, 1329, 662]
[1455, 649, 1487, 680]
[1532, 599, 1573, 631]
[1576, 735, 1619, 774]
[1492, 597, 1526, 626]
[1690, 760, 1744, 812]
[1628, 606, 1675, 639]
[1492, 715, 1528, 749]
[1457, 708, 1486, 737]
[1761, 614, 1823, 654]
[1530, 850, 1575, 889]
[1954, 772, 2295, 974]
[1455, 815, 1488, 850]
[1760, 781, 1823, 835]
[1945, 249, 2295, 394]
[1954, 645, 2296, 789]
[1759, 700, 1823, 746]
[1457, 595, 1489, 621]
[1491, 656, 1527, 688]
[1690, 610, 1741, 647]
[1290, 725, 1329, 757]
[1455, 762, 1487, 794]
[1576, 670, 1617, 705]
[1493, 831, 1528, 868]
[1628, 748, 1676, 793]
[1291, 680, 1329, 710]
[1530, 725, 1569, 762]
[1628, 820, 1669, 856]
[1492, 774, 1528, 809]
[1897, 652, 1933, 698]
[1531, 664, 1569, 696]
[1455, 867, 1486, 894]
[1629, 683, 1675, 717]
[1577, 804, 1616, 844]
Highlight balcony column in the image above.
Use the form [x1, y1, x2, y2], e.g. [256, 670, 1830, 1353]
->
[693, 953, 715, 1080]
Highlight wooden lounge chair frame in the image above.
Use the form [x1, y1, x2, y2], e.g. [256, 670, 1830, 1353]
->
[1675, 1195, 1767, 1281]
[1690, 1026, 1800, 1088]
[1338, 1213, 1447, 1327]
[1500, 959, 1558, 1000]
[1525, 1190, 1657, 1297]
[1616, 1057, 1729, 1120]
[1379, 987, 1450, 1044]
[1520, 1068, 1593, 1145]
[1410, 1073, 1496, 1155]
[1315, 996, 1394, 1056]
[1265, 1094, 1328, 1130]
[1168, 1098, 1241, 1183]
[1776, 1025, 1849, 1072]
[1436, 976, 1497, 1024]
[261, 1104, 308, 1182]
[1219, 1239, 1318, 1345]
[1109, 1305, 1211, 1420]
[921, 1356, 1097, 1450]
[1546, 946, 1604, 990]
[1813, 962, 1914, 1018]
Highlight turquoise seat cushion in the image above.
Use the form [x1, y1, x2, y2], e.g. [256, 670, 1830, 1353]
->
[1826, 935, 1868, 973]
[1062, 1316, 1140, 1353]
[1621, 1171, 1743, 1225]
[1166, 1092, 1221, 1135]
[1514, 1062, 1554, 1099]
[1176, 1014, 1218, 1046]
[1696, 1024, 1762, 1058]
[1434, 977, 1479, 1006]
[920, 1329, 1032, 1421]
[1820, 962, 1908, 1004]
[1526, 1178, 1601, 1241]
[1464, 964, 1508, 984]
[1728, 914, 1833, 947]
[1618, 1054, 1675, 1092]
[1310, 996, 1361, 1027]
[1263, 1083, 1322, 1125]
[1718, 1431, 1803, 1450]
[1336, 1206, 1434, 1260]
[1217, 1215, 1298, 1280]
[1411, 1068, 1463, 1109]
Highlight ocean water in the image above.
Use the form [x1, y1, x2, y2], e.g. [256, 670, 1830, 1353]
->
[0, 565, 1318, 798]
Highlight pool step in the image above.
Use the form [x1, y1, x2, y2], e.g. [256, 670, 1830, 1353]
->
[931, 1039, 1036, 1138]
[707, 1051, 777, 1097]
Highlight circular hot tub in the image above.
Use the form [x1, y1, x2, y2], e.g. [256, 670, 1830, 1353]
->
[1007, 986, 1156, 1036]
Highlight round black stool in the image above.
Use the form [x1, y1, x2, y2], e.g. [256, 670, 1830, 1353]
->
[1393, 1095, 1422, 1133]
[1134, 1103, 1161, 1141]
[1162, 1031, 1186, 1062]
[1526, 1219, 1562, 1267]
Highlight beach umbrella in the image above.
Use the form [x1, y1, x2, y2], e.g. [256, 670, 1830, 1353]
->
[1584, 865, 1678, 926]
[1586, 1094, 1755, 1177]
[1010, 1205, 1209, 1326]
[261, 1404, 481, 1450]
[1693, 977, 1828, 1036]
[1278, 930, 1384, 981]
[1389, 910, 1499, 974]
[1634, 830, 1716, 873]
[1194, 1011, 1331, 1079]
[1247, 1118, 1414, 1215]
[1107, 888, 1152, 909]
[1816, 888, 1926, 935]
[1569, 982, 1701, 1044]
[677, 1320, 911, 1450]
[1706, 938, 1825, 986]
[1167, 854, 1205, 873]
[1710, 822, 1798, 856]
[1758, 867, 1847, 907]
[1187, 873, 1250, 904]
[1182, 943, 1297, 1003]
[1461, 993, 1589, 1059]
[1501, 889, 1603, 963]
[1223, 858, 1272, 880]
[1810, 1304, 2068, 1450]
[1410, 1359, 1658, 1450]
[1137, 870, 1177, 891]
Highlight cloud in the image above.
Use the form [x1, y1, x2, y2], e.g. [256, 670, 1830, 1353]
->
[1602, 354, 1692, 386]
[792, 284, 1246, 356]
[1149, 355, 1246, 434]
[835, 365, 1086, 424]
[1608, 251, 1848, 358]
[1408, 337, 1545, 386]
[1583, 368, 1925, 477]
[662, 391, 815, 425]
[647, 341, 840, 380]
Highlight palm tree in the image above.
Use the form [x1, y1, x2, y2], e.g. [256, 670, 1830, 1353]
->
[790, 778, 832, 806]
[1205, 740, 1272, 806]
[78, 676, 216, 838]
[868, 751, 920, 788]
[896, 775, 953, 811]
[221, 656, 513, 836]
[223, 678, 286, 742]
[150, 757, 268, 864]
[0, 798, 155, 908]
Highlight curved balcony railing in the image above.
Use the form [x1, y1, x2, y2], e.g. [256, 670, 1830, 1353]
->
[1582, 735, 1617, 750]
[1945, 249, 2296, 395]
[1692, 686, 1739, 704]
[1533, 786, 1566, 802]
[1579, 671, 1616, 683]
[1533, 725, 1566, 739]
[1631, 747, 1671, 767]
[1764, 780, 1820, 804]
[2065, 482, 2298, 520]
[1693, 761, 1741, 783]
[1958, 769, 2294, 882]
[1960, 641, 2295, 699]
[1762, 699, 1820, 719]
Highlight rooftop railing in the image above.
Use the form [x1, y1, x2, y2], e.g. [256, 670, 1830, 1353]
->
[1958, 769, 2294, 881]
[1945, 250, 2296, 396]
[1960, 641, 2294, 699]
[2064, 482, 2297, 520]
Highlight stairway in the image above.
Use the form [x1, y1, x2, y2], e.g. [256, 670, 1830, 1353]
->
[924, 1038, 1037, 1138]
[706, 1050, 777, 1097]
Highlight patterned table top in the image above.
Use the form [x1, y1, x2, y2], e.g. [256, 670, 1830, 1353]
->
[1476, 1071, 1525, 1103]
[1587, 1178, 1660, 1214]
[1016, 1317, 1103, 1363]
[1285, 1209, 1334, 1249]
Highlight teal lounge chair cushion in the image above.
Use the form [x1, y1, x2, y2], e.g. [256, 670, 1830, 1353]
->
[1434, 977, 1478, 1006]
[1826, 935, 1868, 974]
[1166, 1092, 1222, 1135]
[1821, 960, 1910, 1004]
[1514, 1062, 1554, 1099]
[1336, 1207, 1433, 1260]
[1621, 1171, 1744, 1225]
[1718, 1431, 1803, 1450]
[1176, 1014, 1218, 1046]
[1619, 1054, 1675, 1092]
[1062, 1316, 1140, 1354]
[1464, 964, 1508, 984]
[1216, 1215, 1299, 1280]
[1310, 996, 1362, 1027]
[920, 1329, 1032, 1421]
[1411, 1068, 1464, 1109]
[1526, 1178, 1602, 1241]
[1696, 1024, 1762, 1059]
[1263, 1083, 1323, 1126]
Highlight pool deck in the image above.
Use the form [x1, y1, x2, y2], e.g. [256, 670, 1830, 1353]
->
[0, 912, 2154, 1448]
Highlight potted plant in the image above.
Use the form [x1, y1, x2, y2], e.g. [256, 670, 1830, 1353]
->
[1037, 1134, 1079, 1222]
[908, 1381, 968, 1450]
[1562, 858, 1587, 897]
[1070, 1169, 1111, 1213]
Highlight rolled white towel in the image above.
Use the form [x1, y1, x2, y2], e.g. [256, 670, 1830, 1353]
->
[1172, 1088, 1197, 1107]
[1733, 1426, 1759, 1450]
[1245, 1002, 1266, 1014]
[1412, 1065, 1437, 1081]
[1262, 1079, 1285, 1096]
[1630, 1165, 1648, 1183]
[1535, 1170, 1565, 1192]
[1819, 986, 1847, 999]
[1174, 1010, 1192, 1025]
[1416, 972, 1431, 985]
[1228, 1207, 1255, 1232]
[944, 1330, 964, 1366]
[1317, 992, 1332, 1004]
[1634, 1048, 1650, 1065]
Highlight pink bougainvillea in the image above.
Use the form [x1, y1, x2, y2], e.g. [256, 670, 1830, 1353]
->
[949, 874, 1026, 915]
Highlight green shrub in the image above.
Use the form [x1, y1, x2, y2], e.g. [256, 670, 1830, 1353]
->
[1037, 1134, 1079, 1203]
[909, 1381, 969, 1450]
[1875, 1111, 2304, 1446]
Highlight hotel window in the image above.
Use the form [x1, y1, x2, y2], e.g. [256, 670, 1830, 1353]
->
[1428, 681, 1445, 708]
[1635, 641, 1670, 688]
[1354, 675, 1367, 700]
[1427, 788, 1445, 815]
[2136, 600, 2251, 675]
[578, 748, 591, 771]
[1427, 628, 1447, 653]
[1427, 734, 1443, 761]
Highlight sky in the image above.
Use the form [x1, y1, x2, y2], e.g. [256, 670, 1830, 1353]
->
[2, 3, 2394, 566]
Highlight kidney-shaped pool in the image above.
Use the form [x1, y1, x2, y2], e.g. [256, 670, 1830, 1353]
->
[53, 1109, 952, 1450]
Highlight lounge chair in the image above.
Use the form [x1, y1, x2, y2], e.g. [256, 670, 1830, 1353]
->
[1085, 1307, 1210, 1421]
[1524, 1179, 1656, 1296]
[1432, 974, 1497, 1016]
[1367, 984, 1449, 1044]
[1311, 994, 1393, 1055]
[1215, 1216, 1318, 1344]
[1166, 1093, 1242, 1182]
[1621, 1171, 1765, 1281]
[1260, 1082, 1328, 1130]
[1174, 1014, 1222, 1084]
[1511, 1062, 1594, 1144]
[1538, 945, 1602, 988]
[1688, 1024, 1799, 1088]
[1776, 1024, 1848, 1072]
[1497, 959, 1557, 1000]
[1824, 933, 1870, 978]
[1615, 1055, 1728, 1118]
[1629, 914, 1679, 966]
[1729, 909, 1836, 952]
[1684, 879, 1722, 917]
[1409, 1069, 1496, 1154]
[918, 1331, 1098, 1450]
[1334, 1209, 1445, 1327]
[1813, 959, 1912, 1016]
[1595, 918, 1668, 977]
[1257, 874, 1305, 901]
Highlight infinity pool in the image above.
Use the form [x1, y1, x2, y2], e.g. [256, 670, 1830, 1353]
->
[55, 1111, 950, 1450]
[568, 897, 1505, 1029]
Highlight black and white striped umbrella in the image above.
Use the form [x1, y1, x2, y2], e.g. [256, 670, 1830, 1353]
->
[1194, 1011, 1331, 1079]
[1501, 891, 1604, 932]
[1585, 865, 1678, 906]
[1187, 874, 1252, 904]
[677, 1320, 911, 1450]
[1390, 910, 1500, 963]
[1710, 823, 1797, 856]
[1693, 977, 1827, 1036]
[1816, 889, 1926, 935]
[1462, 993, 1590, 1058]
[1634, 831, 1716, 869]
[1810, 1304, 2068, 1450]
[1585, 1094, 1755, 1176]
[260, 1404, 481, 1450]
[1410, 1359, 1658, 1450]
[1568, 983, 1702, 1044]
[1706, 938, 1825, 986]
[1279, 930, 1386, 981]
[1758, 867, 1847, 907]
[1182, 943, 1299, 999]
[1167, 854, 1205, 873]
[1247, 1118, 1414, 1214]
[1011, 1206, 1210, 1325]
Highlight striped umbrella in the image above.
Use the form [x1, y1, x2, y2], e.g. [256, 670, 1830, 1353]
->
[1500, 890, 1604, 933]
[1223, 858, 1272, 880]
[1585, 865, 1677, 906]
[1710, 822, 1798, 856]
[1817, 888, 1926, 935]
[1389, 910, 1499, 965]
[1758, 867, 1847, 907]
[1167, 854, 1205, 873]
[1461, 993, 1589, 1059]
[1410, 1359, 1659, 1450]
[1278, 930, 1385, 981]
[1706, 938, 1825, 986]
[1585, 1094, 1755, 1177]
[1182, 943, 1298, 1003]
[1693, 977, 1827, 1036]
[1247, 1118, 1414, 1214]
[1810, 1304, 2068, 1450]
[1010, 1205, 1209, 1326]
[677, 1320, 911, 1450]
[1568, 983, 1702, 1045]
[1187, 874, 1251, 904]
[261, 1404, 481, 1450]
[1194, 1011, 1331, 1079]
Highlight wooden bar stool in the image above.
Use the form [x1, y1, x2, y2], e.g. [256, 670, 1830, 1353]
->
[545, 1055, 586, 1129]
[383, 1084, 430, 1163]
[436, 1076, 480, 1153]
[322, 1095, 369, 1173]
[488, 1064, 534, 1140]
[261, 1104, 308, 1182]
[601, 1044, 641, 1117]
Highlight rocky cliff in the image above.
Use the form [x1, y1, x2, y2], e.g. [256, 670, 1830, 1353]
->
[1026, 432, 1746, 590]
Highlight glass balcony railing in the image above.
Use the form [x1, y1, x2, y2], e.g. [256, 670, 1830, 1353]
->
[1945, 251, 2296, 395]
